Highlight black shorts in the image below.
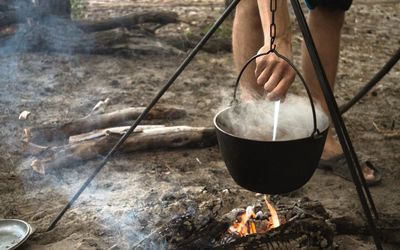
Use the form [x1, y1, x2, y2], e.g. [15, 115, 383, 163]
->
[305, 0, 352, 11]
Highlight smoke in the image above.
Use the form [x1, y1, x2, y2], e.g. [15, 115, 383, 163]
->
[0, 2, 163, 248]
[216, 94, 329, 141]
[0, 1, 92, 55]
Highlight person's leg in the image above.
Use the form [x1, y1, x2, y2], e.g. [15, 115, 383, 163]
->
[302, 7, 377, 182]
[232, 0, 264, 100]
[301, 7, 344, 159]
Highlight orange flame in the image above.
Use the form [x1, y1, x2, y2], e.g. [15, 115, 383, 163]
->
[228, 206, 257, 237]
[264, 195, 280, 228]
[228, 196, 282, 237]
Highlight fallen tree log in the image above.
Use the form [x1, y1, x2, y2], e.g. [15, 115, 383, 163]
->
[30, 126, 217, 174]
[0, 11, 181, 55]
[1, 21, 181, 56]
[0, 10, 177, 32]
[24, 106, 187, 145]
[75, 11, 178, 33]
[21, 125, 165, 156]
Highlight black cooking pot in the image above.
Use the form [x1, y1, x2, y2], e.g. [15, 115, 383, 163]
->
[214, 51, 329, 194]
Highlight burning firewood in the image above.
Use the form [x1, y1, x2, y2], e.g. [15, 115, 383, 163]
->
[133, 198, 334, 249]
[29, 126, 216, 174]
[24, 106, 187, 145]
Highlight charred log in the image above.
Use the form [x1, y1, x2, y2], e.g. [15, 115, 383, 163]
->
[24, 106, 187, 145]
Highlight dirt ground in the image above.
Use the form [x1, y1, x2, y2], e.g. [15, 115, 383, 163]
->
[0, 0, 399, 249]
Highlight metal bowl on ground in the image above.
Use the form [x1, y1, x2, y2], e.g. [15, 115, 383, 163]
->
[0, 219, 32, 250]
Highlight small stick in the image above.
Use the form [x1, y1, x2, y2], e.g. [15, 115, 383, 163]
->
[19, 111, 31, 120]
[86, 98, 110, 116]
[372, 121, 400, 139]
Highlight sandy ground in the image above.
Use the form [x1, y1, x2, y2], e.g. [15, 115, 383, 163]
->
[0, 0, 399, 249]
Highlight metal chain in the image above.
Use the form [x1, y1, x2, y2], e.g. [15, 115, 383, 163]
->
[270, 0, 278, 51]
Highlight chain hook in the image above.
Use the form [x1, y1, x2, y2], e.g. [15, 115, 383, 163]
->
[269, 0, 278, 51]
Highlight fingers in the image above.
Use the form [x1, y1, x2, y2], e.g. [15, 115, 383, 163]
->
[254, 54, 295, 101]
[255, 58, 274, 85]
[267, 79, 293, 101]
[263, 65, 284, 92]
[267, 72, 295, 101]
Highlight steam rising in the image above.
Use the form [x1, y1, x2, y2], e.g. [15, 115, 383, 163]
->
[216, 95, 329, 141]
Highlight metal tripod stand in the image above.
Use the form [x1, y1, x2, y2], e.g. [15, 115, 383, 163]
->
[47, 0, 383, 248]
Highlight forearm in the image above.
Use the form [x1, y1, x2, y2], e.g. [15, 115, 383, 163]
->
[257, 0, 291, 48]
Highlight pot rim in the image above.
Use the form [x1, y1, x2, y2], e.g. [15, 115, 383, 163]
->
[213, 106, 330, 143]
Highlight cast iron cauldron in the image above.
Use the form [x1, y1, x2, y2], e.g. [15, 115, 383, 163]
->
[214, 51, 330, 194]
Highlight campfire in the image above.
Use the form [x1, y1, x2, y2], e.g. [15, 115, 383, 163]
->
[228, 196, 283, 237]
[131, 196, 338, 249]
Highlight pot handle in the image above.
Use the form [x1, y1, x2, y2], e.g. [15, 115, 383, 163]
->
[231, 50, 321, 136]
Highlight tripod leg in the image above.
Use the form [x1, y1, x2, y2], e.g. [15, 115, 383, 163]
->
[289, 0, 382, 249]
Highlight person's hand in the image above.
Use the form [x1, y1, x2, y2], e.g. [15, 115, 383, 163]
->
[255, 43, 296, 101]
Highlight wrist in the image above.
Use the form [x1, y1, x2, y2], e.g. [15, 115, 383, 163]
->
[262, 35, 292, 57]
[267, 30, 291, 46]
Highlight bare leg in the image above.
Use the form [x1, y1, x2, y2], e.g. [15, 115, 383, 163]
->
[303, 8, 376, 181]
[302, 7, 344, 159]
[232, 0, 264, 100]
